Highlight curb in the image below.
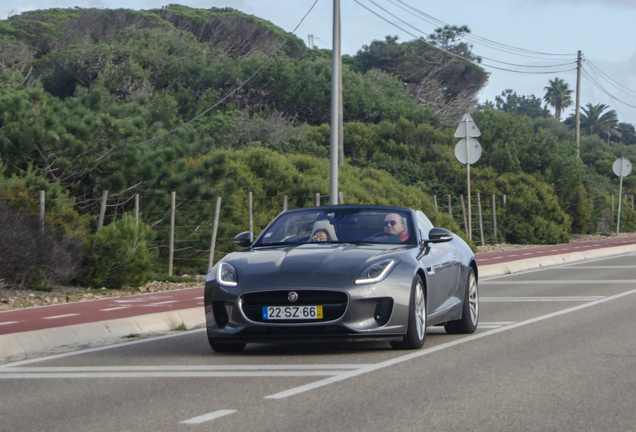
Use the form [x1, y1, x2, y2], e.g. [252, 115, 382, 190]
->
[478, 244, 636, 278]
[0, 307, 205, 364]
[1, 243, 635, 363]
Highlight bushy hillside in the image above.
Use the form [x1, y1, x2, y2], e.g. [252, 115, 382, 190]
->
[1, 5, 635, 288]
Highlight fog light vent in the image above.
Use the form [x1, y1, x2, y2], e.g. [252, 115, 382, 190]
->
[374, 298, 394, 326]
[212, 301, 229, 329]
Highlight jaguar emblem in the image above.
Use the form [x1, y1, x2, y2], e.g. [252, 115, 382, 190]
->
[288, 292, 298, 303]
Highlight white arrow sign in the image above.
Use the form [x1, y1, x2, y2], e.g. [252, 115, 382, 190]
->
[454, 113, 481, 138]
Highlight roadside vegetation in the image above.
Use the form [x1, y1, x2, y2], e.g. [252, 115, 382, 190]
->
[1, 6, 635, 290]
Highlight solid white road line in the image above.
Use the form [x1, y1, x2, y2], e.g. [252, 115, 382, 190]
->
[481, 280, 636, 285]
[481, 296, 605, 302]
[42, 314, 80, 320]
[180, 410, 236, 425]
[558, 266, 636, 269]
[264, 287, 636, 400]
[0, 371, 344, 379]
[0, 321, 18, 326]
[2, 365, 370, 372]
[99, 307, 130, 312]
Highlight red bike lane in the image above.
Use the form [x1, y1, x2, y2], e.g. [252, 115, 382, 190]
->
[1, 235, 635, 336]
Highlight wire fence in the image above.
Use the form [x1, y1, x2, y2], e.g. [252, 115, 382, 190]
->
[2, 190, 636, 275]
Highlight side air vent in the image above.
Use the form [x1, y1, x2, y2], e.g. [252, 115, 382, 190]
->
[212, 301, 229, 329]
[374, 298, 394, 326]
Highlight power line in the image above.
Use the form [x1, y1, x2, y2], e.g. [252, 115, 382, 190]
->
[583, 57, 636, 99]
[133, 0, 320, 148]
[390, 0, 577, 58]
[353, 0, 577, 75]
[367, 0, 576, 68]
[582, 67, 636, 111]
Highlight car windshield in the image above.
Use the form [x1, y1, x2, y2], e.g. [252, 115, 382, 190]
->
[254, 208, 416, 246]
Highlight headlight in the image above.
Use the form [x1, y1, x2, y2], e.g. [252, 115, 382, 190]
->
[355, 260, 398, 285]
[216, 262, 238, 287]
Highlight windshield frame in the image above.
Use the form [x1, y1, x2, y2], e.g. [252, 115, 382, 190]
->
[252, 206, 418, 247]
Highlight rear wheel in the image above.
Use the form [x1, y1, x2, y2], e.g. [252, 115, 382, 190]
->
[208, 338, 246, 353]
[391, 275, 426, 350]
[444, 267, 478, 334]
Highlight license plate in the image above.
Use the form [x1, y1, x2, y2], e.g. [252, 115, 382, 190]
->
[262, 306, 323, 320]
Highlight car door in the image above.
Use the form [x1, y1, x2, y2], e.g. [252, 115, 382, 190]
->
[415, 212, 459, 317]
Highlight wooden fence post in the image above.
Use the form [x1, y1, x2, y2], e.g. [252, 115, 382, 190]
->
[134, 193, 139, 225]
[208, 197, 222, 270]
[447, 195, 452, 218]
[168, 191, 176, 276]
[282, 195, 288, 212]
[433, 195, 437, 209]
[97, 190, 108, 231]
[477, 193, 485, 246]
[338, 191, 344, 205]
[460, 195, 468, 234]
[492, 194, 497, 241]
[39, 190, 45, 233]
[503, 194, 507, 207]
[315, 193, 320, 206]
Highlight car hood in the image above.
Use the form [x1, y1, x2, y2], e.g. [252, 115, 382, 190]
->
[219, 243, 413, 289]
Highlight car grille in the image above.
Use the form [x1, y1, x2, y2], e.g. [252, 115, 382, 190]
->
[240, 290, 348, 323]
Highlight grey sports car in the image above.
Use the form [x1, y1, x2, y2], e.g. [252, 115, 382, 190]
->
[204, 205, 479, 352]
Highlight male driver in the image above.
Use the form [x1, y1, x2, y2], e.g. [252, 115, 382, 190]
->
[383, 213, 409, 242]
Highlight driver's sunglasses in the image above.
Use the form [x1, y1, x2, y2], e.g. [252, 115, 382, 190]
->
[383, 220, 398, 227]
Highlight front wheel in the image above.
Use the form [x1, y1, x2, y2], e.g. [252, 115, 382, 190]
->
[391, 275, 426, 350]
[444, 267, 478, 334]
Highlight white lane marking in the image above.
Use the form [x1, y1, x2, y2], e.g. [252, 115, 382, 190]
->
[493, 256, 504, 259]
[0, 329, 208, 369]
[477, 321, 515, 329]
[562, 266, 636, 269]
[0, 321, 18, 326]
[0, 371, 344, 379]
[99, 307, 130, 312]
[481, 296, 604, 302]
[113, 300, 146, 303]
[3, 365, 370, 372]
[264, 287, 636, 400]
[508, 254, 518, 257]
[42, 314, 80, 320]
[144, 300, 179, 306]
[481, 280, 636, 285]
[194, 297, 204, 300]
[522, 253, 533, 256]
[180, 410, 236, 425]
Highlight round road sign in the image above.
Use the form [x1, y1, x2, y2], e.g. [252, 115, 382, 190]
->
[455, 139, 482, 165]
[613, 158, 632, 177]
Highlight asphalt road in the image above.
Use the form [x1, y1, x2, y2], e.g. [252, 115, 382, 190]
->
[1, 253, 635, 431]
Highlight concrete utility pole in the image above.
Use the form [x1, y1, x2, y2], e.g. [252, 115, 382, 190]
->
[575, 50, 582, 158]
[329, 0, 341, 205]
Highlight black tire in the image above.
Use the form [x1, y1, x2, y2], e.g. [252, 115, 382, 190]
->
[391, 275, 426, 350]
[208, 338, 246, 353]
[444, 267, 479, 334]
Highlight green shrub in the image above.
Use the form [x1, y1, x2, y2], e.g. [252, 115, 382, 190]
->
[84, 213, 158, 289]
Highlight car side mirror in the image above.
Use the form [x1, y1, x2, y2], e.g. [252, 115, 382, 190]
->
[423, 227, 453, 245]
[234, 231, 253, 248]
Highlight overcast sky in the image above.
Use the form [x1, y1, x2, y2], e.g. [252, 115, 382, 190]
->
[3, 0, 636, 124]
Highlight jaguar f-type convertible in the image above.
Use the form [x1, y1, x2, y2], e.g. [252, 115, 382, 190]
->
[204, 205, 478, 352]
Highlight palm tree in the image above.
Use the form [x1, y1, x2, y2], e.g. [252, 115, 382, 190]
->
[580, 103, 619, 142]
[543, 77, 574, 121]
